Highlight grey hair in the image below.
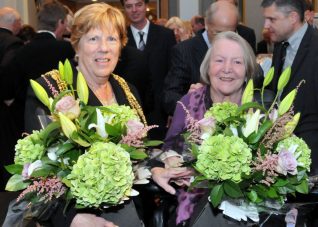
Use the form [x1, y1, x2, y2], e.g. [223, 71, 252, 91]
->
[0, 7, 20, 26]
[200, 31, 256, 85]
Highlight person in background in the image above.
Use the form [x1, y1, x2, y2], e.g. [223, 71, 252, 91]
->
[23, 3, 145, 227]
[257, 28, 274, 54]
[304, 0, 315, 27]
[0, 6, 23, 191]
[120, 0, 176, 140]
[183, 20, 194, 38]
[17, 24, 36, 44]
[216, 0, 256, 52]
[190, 15, 205, 34]
[165, 16, 191, 43]
[152, 31, 257, 226]
[262, 0, 318, 175]
[163, 1, 239, 117]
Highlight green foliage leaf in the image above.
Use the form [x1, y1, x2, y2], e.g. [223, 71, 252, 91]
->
[210, 184, 224, 207]
[129, 149, 148, 160]
[5, 174, 30, 191]
[248, 120, 273, 144]
[236, 102, 267, 115]
[71, 132, 90, 147]
[31, 164, 57, 178]
[223, 181, 243, 198]
[295, 180, 308, 194]
[267, 187, 279, 199]
[143, 140, 163, 147]
[191, 143, 199, 158]
[273, 178, 289, 187]
[247, 190, 258, 203]
[5, 164, 23, 175]
[41, 121, 61, 144]
[56, 142, 75, 156]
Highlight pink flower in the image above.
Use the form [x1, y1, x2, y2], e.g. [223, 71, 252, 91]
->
[55, 96, 80, 120]
[126, 120, 144, 135]
[197, 117, 215, 139]
[276, 149, 298, 175]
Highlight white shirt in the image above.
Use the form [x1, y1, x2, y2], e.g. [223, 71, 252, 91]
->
[130, 20, 150, 47]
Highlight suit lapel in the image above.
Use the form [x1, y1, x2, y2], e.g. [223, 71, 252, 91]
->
[144, 23, 157, 51]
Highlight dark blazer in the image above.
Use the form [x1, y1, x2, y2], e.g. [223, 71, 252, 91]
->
[163, 33, 208, 115]
[0, 28, 23, 65]
[237, 24, 256, 53]
[257, 40, 268, 54]
[126, 22, 176, 139]
[114, 45, 151, 113]
[270, 25, 318, 175]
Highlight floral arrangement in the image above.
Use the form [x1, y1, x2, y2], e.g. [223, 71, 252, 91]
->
[182, 67, 311, 222]
[5, 60, 160, 213]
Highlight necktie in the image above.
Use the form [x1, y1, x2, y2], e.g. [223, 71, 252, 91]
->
[277, 41, 289, 77]
[138, 31, 145, 51]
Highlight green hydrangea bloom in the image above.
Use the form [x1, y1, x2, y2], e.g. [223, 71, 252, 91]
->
[196, 134, 252, 182]
[100, 104, 139, 126]
[276, 136, 311, 171]
[14, 131, 45, 165]
[204, 102, 238, 123]
[68, 142, 134, 207]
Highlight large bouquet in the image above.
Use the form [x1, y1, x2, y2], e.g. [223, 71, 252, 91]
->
[182, 67, 312, 222]
[5, 60, 160, 219]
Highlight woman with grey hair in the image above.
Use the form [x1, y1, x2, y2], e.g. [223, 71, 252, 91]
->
[151, 31, 257, 226]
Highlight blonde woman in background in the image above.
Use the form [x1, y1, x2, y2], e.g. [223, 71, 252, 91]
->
[165, 16, 192, 43]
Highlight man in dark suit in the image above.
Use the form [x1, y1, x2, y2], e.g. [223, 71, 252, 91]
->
[4, 1, 74, 153]
[163, 1, 239, 116]
[262, 0, 318, 176]
[120, 0, 176, 140]
[0, 7, 23, 191]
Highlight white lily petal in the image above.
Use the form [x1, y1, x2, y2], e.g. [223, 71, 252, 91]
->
[242, 110, 261, 138]
[134, 179, 149, 184]
[28, 160, 43, 176]
[230, 125, 238, 136]
[47, 151, 57, 161]
[130, 189, 139, 196]
[289, 144, 298, 154]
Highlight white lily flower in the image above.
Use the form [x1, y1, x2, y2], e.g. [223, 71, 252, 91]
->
[88, 109, 115, 138]
[28, 160, 43, 176]
[230, 125, 238, 137]
[47, 146, 59, 161]
[242, 110, 263, 138]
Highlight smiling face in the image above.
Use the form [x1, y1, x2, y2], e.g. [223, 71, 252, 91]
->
[209, 38, 246, 101]
[123, 0, 147, 29]
[77, 27, 121, 84]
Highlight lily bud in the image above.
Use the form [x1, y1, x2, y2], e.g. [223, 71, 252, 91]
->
[58, 61, 64, 81]
[263, 67, 274, 88]
[277, 67, 291, 91]
[59, 112, 77, 139]
[77, 71, 89, 104]
[30, 80, 50, 109]
[283, 113, 300, 138]
[63, 59, 73, 85]
[278, 89, 296, 116]
[242, 79, 254, 104]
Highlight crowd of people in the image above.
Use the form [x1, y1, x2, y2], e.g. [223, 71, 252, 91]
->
[0, 0, 318, 226]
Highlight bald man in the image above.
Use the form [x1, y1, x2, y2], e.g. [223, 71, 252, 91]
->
[0, 7, 22, 64]
[216, 0, 256, 52]
[163, 1, 239, 116]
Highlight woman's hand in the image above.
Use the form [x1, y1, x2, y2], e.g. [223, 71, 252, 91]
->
[71, 213, 118, 227]
[151, 167, 193, 195]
